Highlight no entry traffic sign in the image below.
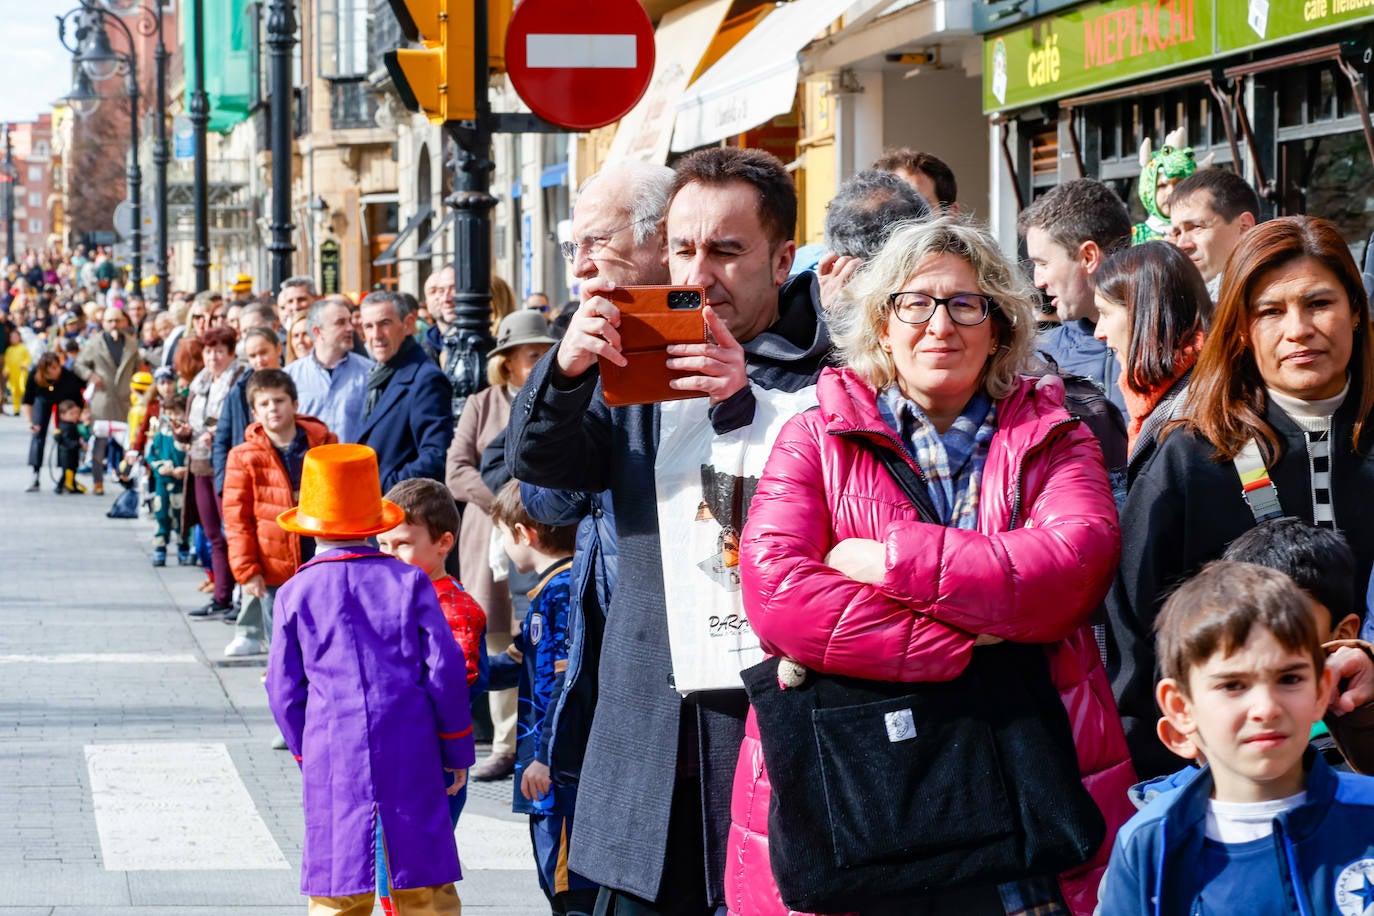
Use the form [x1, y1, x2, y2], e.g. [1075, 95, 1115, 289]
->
[504, 0, 655, 131]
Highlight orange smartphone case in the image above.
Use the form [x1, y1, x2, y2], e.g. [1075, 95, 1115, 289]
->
[598, 286, 708, 407]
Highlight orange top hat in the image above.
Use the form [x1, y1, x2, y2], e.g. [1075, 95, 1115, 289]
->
[277, 443, 405, 538]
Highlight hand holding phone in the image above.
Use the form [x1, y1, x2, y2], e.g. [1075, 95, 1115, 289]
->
[664, 304, 748, 405]
[598, 285, 712, 407]
[555, 278, 627, 380]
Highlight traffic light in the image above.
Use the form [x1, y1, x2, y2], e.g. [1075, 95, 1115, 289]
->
[383, 0, 513, 123]
[384, 0, 475, 123]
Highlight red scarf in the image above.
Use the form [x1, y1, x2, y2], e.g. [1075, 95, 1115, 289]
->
[1121, 334, 1203, 453]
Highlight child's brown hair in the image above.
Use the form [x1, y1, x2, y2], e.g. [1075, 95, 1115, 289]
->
[488, 479, 577, 555]
[245, 368, 298, 406]
[384, 478, 460, 544]
[1155, 560, 1325, 694]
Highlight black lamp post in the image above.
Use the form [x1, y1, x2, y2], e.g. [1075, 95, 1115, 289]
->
[190, 0, 209, 293]
[266, 0, 297, 293]
[57, 0, 169, 308]
[2, 124, 15, 265]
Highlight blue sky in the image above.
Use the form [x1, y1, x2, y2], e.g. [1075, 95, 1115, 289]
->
[4, 2, 92, 125]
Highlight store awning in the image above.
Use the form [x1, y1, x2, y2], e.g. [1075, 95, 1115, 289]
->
[372, 204, 433, 266]
[604, 0, 734, 166]
[540, 162, 569, 188]
[406, 209, 456, 262]
[671, 0, 860, 153]
[799, 0, 970, 76]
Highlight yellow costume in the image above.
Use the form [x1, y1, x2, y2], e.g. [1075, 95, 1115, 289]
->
[4, 343, 31, 413]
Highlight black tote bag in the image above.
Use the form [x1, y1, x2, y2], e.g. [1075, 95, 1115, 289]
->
[740, 441, 1105, 913]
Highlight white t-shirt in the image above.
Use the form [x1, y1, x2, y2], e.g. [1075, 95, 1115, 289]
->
[1204, 791, 1307, 843]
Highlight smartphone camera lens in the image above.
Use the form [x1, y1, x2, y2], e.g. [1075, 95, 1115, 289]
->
[668, 290, 702, 310]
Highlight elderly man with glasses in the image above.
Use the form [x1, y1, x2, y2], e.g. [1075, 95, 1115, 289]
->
[509, 149, 832, 916]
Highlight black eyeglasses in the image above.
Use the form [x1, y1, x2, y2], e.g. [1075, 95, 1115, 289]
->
[887, 292, 995, 326]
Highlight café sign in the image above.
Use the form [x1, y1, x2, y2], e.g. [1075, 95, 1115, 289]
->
[985, 0, 1374, 112]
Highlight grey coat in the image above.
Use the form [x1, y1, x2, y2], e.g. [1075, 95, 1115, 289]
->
[75, 330, 139, 422]
[506, 273, 830, 906]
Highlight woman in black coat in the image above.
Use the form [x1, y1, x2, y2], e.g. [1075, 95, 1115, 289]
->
[1106, 216, 1374, 779]
[21, 351, 86, 492]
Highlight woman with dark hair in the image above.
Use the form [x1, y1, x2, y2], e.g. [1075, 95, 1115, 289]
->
[1107, 215, 1374, 779]
[20, 351, 84, 492]
[1092, 241, 1210, 480]
[184, 324, 247, 618]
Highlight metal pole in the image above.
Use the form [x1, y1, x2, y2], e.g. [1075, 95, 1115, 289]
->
[3, 125, 14, 265]
[152, 14, 168, 310]
[126, 65, 143, 295]
[441, 0, 495, 419]
[266, 0, 297, 293]
[190, 0, 209, 292]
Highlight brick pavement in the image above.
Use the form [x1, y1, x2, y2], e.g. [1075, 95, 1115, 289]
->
[0, 415, 546, 914]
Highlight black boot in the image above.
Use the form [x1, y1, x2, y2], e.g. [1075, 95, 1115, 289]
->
[26, 469, 39, 493]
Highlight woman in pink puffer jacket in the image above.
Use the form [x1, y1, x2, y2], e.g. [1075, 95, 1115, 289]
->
[729, 218, 1136, 916]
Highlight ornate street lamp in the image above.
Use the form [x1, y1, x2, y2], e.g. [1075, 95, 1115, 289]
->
[266, 0, 298, 293]
[56, 0, 170, 310]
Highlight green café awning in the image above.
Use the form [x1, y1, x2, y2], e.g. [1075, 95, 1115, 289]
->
[180, 0, 255, 133]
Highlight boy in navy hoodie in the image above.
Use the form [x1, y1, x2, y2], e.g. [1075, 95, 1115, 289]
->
[488, 479, 599, 916]
[1100, 561, 1374, 916]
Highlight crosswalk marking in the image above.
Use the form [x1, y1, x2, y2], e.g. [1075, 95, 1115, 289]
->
[0, 653, 199, 664]
[457, 812, 536, 870]
[85, 742, 290, 871]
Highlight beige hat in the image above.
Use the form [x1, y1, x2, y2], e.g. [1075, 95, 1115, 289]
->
[489, 309, 558, 358]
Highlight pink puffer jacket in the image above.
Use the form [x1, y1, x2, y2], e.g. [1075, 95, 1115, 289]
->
[727, 367, 1136, 916]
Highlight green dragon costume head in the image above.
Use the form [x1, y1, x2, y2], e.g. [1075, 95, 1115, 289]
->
[1132, 127, 1214, 244]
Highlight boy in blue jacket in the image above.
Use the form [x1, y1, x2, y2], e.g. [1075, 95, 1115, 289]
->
[1100, 561, 1374, 916]
[488, 479, 599, 916]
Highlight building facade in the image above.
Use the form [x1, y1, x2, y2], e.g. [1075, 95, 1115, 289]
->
[7, 116, 56, 254]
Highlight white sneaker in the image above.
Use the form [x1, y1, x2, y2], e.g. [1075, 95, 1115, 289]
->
[223, 636, 267, 657]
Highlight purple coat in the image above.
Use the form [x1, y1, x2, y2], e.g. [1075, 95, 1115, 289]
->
[266, 546, 476, 895]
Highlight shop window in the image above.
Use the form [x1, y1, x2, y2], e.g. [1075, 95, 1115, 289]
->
[1312, 66, 1337, 122]
[367, 200, 399, 291]
[1030, 129, 1059, 180]
[1278, 131, 1374, 262]
[1097, 104, 1118, 161]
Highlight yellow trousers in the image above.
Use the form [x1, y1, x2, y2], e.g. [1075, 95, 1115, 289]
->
[308, 883, 461, 916]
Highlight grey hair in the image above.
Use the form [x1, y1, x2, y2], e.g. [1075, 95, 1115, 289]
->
[281, 275, 317, 296]
[824, 169, 932, 259]
[306, 297, 350, 332]
[580, 161, 675, 245]
[830, 216, 1039, 398]
[360, 289, 415, 321]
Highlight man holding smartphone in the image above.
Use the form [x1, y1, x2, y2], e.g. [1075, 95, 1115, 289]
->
[509, 148, 830, 916]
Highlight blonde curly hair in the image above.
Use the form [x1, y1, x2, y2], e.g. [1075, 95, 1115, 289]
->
[829, 216, 1038, 398]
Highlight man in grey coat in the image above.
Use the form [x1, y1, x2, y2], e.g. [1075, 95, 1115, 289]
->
[508, 149, 830, 916]
[74, 306, 139, 495]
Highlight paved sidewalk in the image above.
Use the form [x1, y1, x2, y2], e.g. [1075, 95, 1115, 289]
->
[0, 416, 545, 914]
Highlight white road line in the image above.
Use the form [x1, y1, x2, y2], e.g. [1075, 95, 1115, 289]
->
[457, 813, 535, 870]
[526, 34, 638, 68]
[85, 743, 290, 871]
[0, 653, 200, 664]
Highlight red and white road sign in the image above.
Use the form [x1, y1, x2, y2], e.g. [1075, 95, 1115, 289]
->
[504, 0, 655, 132]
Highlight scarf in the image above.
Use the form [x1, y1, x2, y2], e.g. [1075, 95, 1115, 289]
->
[879, 386, 998, 530]
[106, 331, 124, 369]
[365, 335, 417, 416]
[1120, 335, 1202, 453]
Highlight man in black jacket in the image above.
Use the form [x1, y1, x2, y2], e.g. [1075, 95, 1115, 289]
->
[508, 148, 830, 916]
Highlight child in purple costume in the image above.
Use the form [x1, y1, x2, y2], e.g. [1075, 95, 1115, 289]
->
[266, 443, 474, 915]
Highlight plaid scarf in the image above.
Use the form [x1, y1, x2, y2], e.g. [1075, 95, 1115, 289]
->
[878, 386, 997, 530]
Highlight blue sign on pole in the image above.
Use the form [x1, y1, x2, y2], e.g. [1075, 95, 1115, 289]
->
[173, 115, 194, 161]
